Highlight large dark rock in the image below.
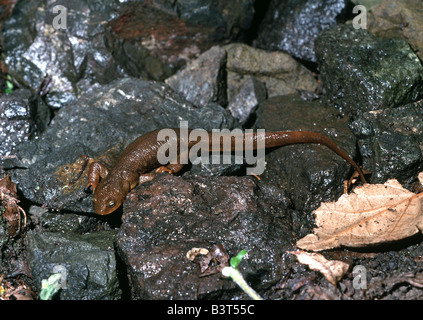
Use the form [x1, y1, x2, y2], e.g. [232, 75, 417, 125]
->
[165, 46, 228, 107]
[173, 0, 254, 37]
[255, 94, 360, 221]
[29, 205, 104, 234]
[350, 99, 423, 183]
[2, 0, 126, 109]
[117, 174, 292, 300]
[25, 230, 120, 300]
[228, 76, 267, 125]
[104, 0, 254, 81]
[254, 0, 347, 62]
[0, 89, 50, 156]
[315, 24, 423, 116]
[367, 0, 423, 62]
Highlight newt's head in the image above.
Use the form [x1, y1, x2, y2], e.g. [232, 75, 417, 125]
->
[92, 179, 130, 215]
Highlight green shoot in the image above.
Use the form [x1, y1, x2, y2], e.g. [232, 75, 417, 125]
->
[222, 249, 263, 300]
[5, 75, 13, 94]
[40, 273, 62, 300]
[230, 249, 248, 268]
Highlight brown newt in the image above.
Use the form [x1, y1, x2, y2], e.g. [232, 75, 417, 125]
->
[86, 129, 366, 215]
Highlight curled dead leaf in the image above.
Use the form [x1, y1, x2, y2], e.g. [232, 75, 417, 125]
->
[186, 247, 209, 261]
[0, 174, 27, 236]
[297, 179, 423, 251]
[187, 244, 229, 276]
[288, 250, 349, 286]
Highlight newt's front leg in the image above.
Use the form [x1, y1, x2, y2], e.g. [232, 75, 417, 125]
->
[83, 156, 109, 192]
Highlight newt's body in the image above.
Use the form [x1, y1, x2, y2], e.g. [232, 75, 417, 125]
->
[86, 129, 366, 215]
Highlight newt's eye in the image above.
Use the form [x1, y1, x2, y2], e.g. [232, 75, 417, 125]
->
[108, 200, 116, 208]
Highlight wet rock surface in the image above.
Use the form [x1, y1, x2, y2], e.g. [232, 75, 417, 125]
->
[2, 0, 126, 109]
[107, 0, 254, 79]
[350, 99, 423, 183]
[117, 174, 292, 299]
[254, 0, 347, 62]
[25, 230, 120, 300]
[225, 43, 317, 100]
[0, 89, 50, 156]
[315, 24, 423, 116]
[228, 76, 267, 125]
[165, 46, 227, 107]
[255, 94, 359, 226]
[367, 0, 423, 62]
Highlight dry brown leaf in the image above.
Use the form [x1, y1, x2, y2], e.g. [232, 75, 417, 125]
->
[297, 179, 423, 251]
[186, 247, 209, 261]
[288, 250, 349, 286]
[0, 174, 27, 235]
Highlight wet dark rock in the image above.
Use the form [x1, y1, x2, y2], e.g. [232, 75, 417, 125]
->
[117, 174, 292, 300]
[1, 78, 236, 214]
[29, 205, 103, 234]
[367, 0, 423, 62]
[255, 94, 359, 220]
[349, 99, 423, 183]
[228, 76, 267, 125]
[254, 0, 346, 62]
[25, 230, 120, 300]
[225, 43, 317, 100]
[0, 89, 50, 156]
[165, 46, 227, 107]
[0, 0, 15, 23]
[315, 24, 423, 116]
[3, 0, 126, 109]
[184, 154, 244, 178]
[106, 0, 254, 81]
[173, 0, 254, 38]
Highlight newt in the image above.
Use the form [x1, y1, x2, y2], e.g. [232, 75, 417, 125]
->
[85, 129, 366, 215]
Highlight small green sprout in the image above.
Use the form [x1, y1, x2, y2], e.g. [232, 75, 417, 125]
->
[222, 249, 263, 300]
[5, 75, 13, 94]
[40, 273, 62, 300]
[230, 249, 248, 268]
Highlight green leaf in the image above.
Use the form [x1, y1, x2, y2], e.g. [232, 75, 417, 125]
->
[230, 249, 248, 269]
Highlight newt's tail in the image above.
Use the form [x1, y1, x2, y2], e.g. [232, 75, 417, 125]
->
[263, 131, 367, 183]
[190, 129, 366, 183]
[207, 130, 366, 183]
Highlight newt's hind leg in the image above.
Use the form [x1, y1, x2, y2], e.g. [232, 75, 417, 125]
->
[155, 150, 188, 174]
[155, 163, 185, 174]
[138, 172, 158, 185]
[82, 156, 109, 192]
[138, 165, 183, 187]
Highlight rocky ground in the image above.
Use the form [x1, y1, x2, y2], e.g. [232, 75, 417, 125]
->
[0, 0, 423, 300]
